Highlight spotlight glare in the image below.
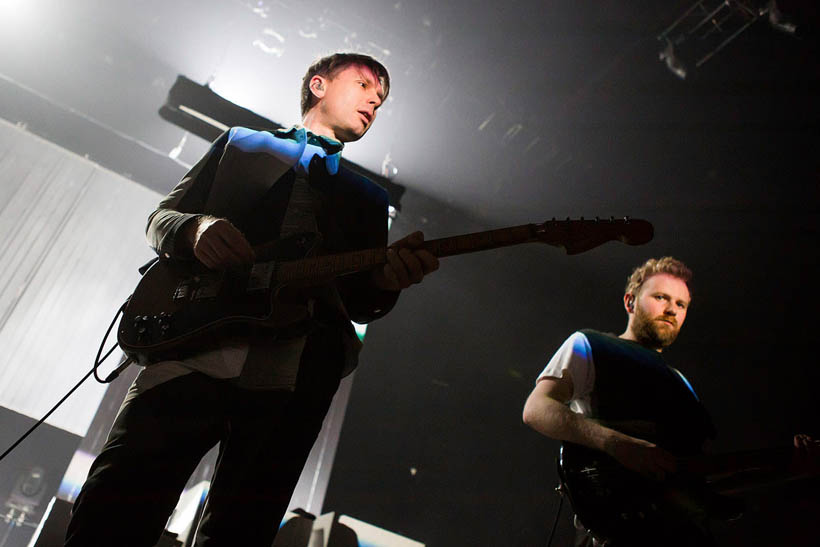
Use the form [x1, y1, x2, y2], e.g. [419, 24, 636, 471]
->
[659, 41, 687, 80]
[768, 0, 797, 34]
[0, 0, 34, 24]
[381, 152, 398, 179]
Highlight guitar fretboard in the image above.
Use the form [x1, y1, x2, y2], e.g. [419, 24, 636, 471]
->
[272, 218, 653, 283]
[685, 446, 796, 477]
[277, 248, 386, 282]
[275, 224, 540, 282]
[422, 224, 538, 258]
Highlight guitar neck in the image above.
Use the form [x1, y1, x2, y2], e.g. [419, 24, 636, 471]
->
[684, 446, 793, 476]
[274, 217, 654, 283]
[683, 445, 820, 492]
[688, 445, 820, 496]
[421, 224, 540, 258]
[275, 224, 541, 283]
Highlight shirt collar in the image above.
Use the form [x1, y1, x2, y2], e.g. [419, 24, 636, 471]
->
[275, 125, 343, 176]
[287, 124, 344, 155]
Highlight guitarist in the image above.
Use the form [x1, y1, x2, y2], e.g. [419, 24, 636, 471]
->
[523, 257, 817, 545]
[66, 53, 438, 546]
[523, 257, 721, 545]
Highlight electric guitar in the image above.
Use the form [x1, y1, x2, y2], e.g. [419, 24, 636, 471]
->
[557, 438, 820, 544]
[118, 217, 653, 365]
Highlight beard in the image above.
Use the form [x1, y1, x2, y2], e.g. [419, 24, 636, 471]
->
[632, 306, 680, 350]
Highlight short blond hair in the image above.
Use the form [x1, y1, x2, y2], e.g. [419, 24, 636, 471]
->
[625, 256, 692, 297]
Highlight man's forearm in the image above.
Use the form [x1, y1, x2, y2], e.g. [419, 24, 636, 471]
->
[523, 395, 623, 456]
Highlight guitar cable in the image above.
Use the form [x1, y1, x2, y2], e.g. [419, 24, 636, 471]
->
[545, 487, 564, 547]
[0, 298, 134, 464]
[91, 298, 134, 384]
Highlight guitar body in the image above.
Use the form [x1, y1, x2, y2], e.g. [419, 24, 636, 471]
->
[558, 442, 714, 545]
[118, 234, 318, 365]
[558, 437, 819, 544]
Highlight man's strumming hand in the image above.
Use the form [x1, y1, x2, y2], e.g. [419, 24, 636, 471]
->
[605, 433, 678, 481]
[186, 216, 255, 269]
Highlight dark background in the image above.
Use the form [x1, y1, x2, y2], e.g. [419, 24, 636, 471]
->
[0, 1, 817, 545]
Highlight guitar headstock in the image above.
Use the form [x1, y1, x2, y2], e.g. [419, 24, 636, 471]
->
[535, 217, 654, 255]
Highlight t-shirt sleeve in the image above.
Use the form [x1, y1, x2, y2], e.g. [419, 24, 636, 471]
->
[536, 331, 595, 403]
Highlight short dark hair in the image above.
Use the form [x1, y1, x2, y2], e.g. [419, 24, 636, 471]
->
[300, 53, 390, 116]
[625, 256, 692, 298]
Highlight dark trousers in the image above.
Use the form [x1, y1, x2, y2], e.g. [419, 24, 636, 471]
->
[65, 328, 344, 547]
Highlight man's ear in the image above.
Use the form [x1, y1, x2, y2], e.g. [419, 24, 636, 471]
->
[310, 75, 326, 100]
[624, 293, 635, 313]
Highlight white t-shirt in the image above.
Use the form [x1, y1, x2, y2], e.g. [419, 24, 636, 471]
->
[536, 331, 700, 417]
[536, 331, 595, 415]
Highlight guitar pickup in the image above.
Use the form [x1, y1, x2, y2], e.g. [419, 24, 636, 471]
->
[247, 261, 276, 291]
[173, 281, 192, 301]
[192, 272, 223, 300]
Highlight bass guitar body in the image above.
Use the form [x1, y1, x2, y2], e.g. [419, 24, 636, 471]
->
[556, 437, 818, 544]
[558, 442, 723, 545]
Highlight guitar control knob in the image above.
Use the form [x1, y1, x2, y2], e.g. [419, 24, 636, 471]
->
[157, 312, 173, 338]
[134, 315, 150, 341]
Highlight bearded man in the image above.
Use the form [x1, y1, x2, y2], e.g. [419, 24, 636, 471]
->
[523, 257, 719, 545]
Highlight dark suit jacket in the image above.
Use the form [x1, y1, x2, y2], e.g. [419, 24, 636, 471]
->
[145, 127, 399, 375]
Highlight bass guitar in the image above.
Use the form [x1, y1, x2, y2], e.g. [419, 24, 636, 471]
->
[118, 217, 653, 365]
[557, 438, 820, 544]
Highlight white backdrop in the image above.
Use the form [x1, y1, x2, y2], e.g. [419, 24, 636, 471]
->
[0, 118, 159, 436]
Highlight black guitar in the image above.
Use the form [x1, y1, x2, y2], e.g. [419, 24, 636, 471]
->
[557, 439, 820, 544]
[118, 217, 653, 365]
